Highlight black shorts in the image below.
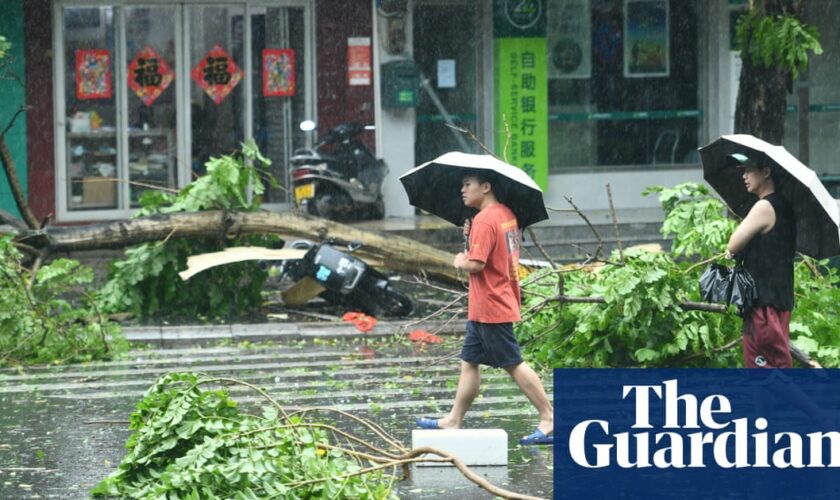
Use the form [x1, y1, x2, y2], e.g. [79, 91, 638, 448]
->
[460, 320, 523, 368]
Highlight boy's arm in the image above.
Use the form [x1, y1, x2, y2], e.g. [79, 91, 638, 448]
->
[454, 252, 485, 273]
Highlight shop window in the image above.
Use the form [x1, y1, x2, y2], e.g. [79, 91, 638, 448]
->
[547, 0, 701, 171]
[63, 6, 119, 211]
[125, 6, 177, 206]
[56, 1, 313, 219]
[61, 5, 179, 213]
[188, 5, 246, 176]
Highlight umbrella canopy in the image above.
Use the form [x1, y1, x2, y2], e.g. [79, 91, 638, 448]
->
[399, 152, 549, 229]
[699, 134, 840, 259]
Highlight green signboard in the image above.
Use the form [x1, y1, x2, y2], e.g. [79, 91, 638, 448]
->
[494, 0, 547, 37]
[494, 0, 548, 190]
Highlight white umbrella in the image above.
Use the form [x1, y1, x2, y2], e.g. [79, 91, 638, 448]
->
[699, 134, 840, 259]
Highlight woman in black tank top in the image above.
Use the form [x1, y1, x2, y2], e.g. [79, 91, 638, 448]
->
[726, 157, 796, 368]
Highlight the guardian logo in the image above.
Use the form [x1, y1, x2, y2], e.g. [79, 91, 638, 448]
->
[555, 369, 840, 499]
[568, 379, 840, 469]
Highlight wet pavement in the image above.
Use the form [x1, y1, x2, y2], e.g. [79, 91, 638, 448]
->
[0, 336, 553, 499]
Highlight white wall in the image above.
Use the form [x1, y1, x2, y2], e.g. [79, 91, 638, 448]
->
[372, 0, 732, 220]
[543, 168, 703, 219]
[704, 0, 738, 142]
[373, 2, 417, 217]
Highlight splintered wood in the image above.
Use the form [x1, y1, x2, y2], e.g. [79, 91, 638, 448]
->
[179, 247, 307, 280]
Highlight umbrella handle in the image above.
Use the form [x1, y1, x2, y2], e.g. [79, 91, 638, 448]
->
[462, 218, 472, 252]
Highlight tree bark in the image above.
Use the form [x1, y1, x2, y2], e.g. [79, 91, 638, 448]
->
[0, 134, 40, 230]
[6, 209, 462, 283]
[734, 0, 804, 143]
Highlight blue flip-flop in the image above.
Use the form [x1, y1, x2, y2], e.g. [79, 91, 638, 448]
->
[520, 429, 553, 446]
[416, 417, 440, 429]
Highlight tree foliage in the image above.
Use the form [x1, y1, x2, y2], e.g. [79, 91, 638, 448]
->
[97, 141, 281, 321]
[517, 183, 840, 369]
[93, 372, 396, 499]
[735, 9, 822, 79]
[732, 0, 822, 144]
[0, 235, 126, 366]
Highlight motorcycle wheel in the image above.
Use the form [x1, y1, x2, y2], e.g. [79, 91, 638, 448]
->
[369, 196, 385, 220]
[313, 188, 353, 221]
[303, 199, 319, 217]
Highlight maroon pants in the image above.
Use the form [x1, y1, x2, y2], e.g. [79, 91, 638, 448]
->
[742, 306, 792, 368]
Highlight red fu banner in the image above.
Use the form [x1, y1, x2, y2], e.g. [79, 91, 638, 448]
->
[128, 46, 174, 106]
[191, 44, 243, 105]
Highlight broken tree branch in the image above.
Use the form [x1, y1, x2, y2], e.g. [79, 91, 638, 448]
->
[0, 134, 40, 229]
[606, 184, 624, 263]
[8, 210, 462, 283]
[0, 208, 27, 231]
[526, 227, 557, 269]
[563, 196, 603, 262]
[524, 292, 815, 366]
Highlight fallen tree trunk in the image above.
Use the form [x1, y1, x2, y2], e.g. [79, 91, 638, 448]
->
[8, 210, 462, 283]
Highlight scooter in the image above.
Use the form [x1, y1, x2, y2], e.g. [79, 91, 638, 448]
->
[279, 239, 413, 318]
[290, 121, 387, 221]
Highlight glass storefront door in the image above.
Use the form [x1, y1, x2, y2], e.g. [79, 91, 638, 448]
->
[61, 6, 119, 212]
[55, 1, 312, 220]
[125, 5, 178, 206]
[413, 1, 481, 164]
[250, 5, 309, 205]
[187, 4, 246, 177]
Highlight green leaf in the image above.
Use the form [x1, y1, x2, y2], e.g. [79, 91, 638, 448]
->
[635, 348, 659, 363]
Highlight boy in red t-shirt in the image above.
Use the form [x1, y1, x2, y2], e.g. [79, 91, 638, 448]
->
[416, 172, 554, 445]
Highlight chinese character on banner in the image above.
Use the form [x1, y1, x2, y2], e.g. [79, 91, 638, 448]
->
[128, 46, 174, 106]
[190, 44, 243, 105]
[76, 49, 112, 99]
[347, 37, 371, 86]
[262, 49, 295, 97]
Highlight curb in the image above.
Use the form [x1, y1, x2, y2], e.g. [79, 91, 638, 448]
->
[122, 319, 465, 346]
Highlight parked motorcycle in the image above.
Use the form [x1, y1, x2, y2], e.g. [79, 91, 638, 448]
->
[279, 239, 413, 318]
[291, 121, 387, 221]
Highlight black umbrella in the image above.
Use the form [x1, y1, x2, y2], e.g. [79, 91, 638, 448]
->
[399, 152, 549, 230]
[699, 134, 840, 259]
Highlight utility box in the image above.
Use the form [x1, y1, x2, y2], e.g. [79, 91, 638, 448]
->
[381, 60, 418, 108]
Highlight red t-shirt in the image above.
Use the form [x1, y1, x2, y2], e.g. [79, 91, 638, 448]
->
[467, 203, 521, 323]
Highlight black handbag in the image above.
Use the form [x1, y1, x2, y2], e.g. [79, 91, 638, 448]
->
[699, 259, 757, 310]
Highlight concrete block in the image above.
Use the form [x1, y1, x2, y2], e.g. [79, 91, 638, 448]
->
[411, 429, 508, 466]
[409, 463, 508, 489]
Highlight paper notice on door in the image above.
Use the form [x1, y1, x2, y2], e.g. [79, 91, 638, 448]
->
[347, 37, 371, 86]
[437, 59, 456, 88]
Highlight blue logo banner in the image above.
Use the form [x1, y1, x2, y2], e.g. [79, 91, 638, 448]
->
[553, 369, 840, 499]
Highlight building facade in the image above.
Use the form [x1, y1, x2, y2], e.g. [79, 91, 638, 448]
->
[2, 0, 838, 224]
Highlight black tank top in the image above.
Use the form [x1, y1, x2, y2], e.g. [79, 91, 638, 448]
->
[742, 193, 795, 311]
